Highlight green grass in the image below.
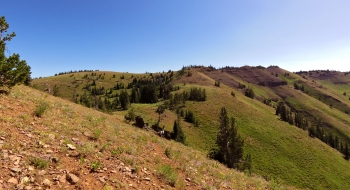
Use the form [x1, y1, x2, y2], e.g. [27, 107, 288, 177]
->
[33, 101, 49, 117]
[29, 156, 49, 169]
[157, 164, 178, 187]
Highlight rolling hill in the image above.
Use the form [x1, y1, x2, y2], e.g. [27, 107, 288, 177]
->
[30, 65, 350, 189]
[0, 85, 280, 189]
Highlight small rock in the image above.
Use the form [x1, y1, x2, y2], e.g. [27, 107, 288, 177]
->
[0, 137, 5, 140]
[24, 186, 33, 190]
[67, 144, 76, 150]
[71, 138, 79, 142]
[51, 157, 59, 163]
[143, 177, 151, 181]
[46, 150, 53, 153]
[124, 166, 131, 172]
[103, 167, 107, 171]
[8, 177, 18, 185]
[38, 170, 46, 175]
[66, 173, 79, 184]
[48, 134, 55, 140]
[11, 167, 22, 173]
[21, 176, 30, 184]
[42, 178, 51, 187]
[83, 131, 92, 137]
[59, 175, 66, 183]
[98, 177, 106, 183]
[186, 178, 191, 182]
[28, 166, 34, 171]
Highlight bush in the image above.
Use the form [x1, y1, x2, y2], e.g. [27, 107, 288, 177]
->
[29, 157, 49, 169]
[90, 160, 101, 172]
[165, 147, 172, 159]
[244, 88, 255, 99]
[33, 101, 48, 117]
[158, 164, 178, 187]
[91, 129, 102, 140]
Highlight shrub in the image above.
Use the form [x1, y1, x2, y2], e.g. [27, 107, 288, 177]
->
[244, 88, 255, 99]
[165, 147, 172, 159]
[90, 160, 101, 172]
[29, 157, 49, 169]
[158, 164, 178, 187]
[111, 146, 124, 157]
[91, 129, 102, 140]
[33, 101, 48, 117]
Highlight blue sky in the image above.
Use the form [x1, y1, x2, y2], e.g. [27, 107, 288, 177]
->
[2, 0, 350, 78]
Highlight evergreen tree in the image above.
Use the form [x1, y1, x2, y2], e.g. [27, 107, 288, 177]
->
[53, 85, 60, 97]
[345, 143, 350, 160]
[210, 107, 244, 169]
[119, 89, 130, 110]
[156, 104, 166, 126]
[226, 117, 244, 168]
[0, 16, 31, 91]
[172, 117, 186, 144]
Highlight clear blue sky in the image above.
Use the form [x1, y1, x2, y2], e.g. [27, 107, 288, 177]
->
[2, 0, 350, 78]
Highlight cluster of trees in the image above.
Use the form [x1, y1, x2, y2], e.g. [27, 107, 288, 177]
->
[275, 101, 350, 159]
[168, 87, 207, 110]
[175, 109, 199, 127]
[188, 87, 206, 101]
[0, 16, 31, 92]
[55, 70, 97, 76]
[294, 83, 308, 94]
[308, 124, 350, 159]
[73, 72, 178, 112]
[209, 107, 251, 172]
[276, 102, 309, 129]
[74, 91, 116, 111]
[238, 83, 246, 89]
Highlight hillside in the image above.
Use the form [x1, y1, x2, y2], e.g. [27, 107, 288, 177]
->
[30, 66, 350, 189]
[0, 86, 281, 189]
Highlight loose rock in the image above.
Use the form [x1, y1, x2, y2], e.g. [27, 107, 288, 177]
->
[8, 177, 18, 185]
[42, 179, 51, 187]
[67, 144, 76, 150]
[10, 167, 22, 173]
[48, 134, 55, 140]
[66, 173, 79, 184]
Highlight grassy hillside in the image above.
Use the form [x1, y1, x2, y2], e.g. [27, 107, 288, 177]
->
[30, 66, 350, 189]
[0, 86, 280, 189]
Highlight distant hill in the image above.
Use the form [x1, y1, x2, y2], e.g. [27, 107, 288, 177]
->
[31, 65, 350, 189]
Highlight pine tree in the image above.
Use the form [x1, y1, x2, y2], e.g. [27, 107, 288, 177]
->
[172, 117, 186, 144]
[226, 117, 244, 168]
[344, 143, 350, 160]
[53, 85, 60, 97]
[210, 107, 244, 169]
[0, 16, 31, 91]
[119, 89, 130, 110]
